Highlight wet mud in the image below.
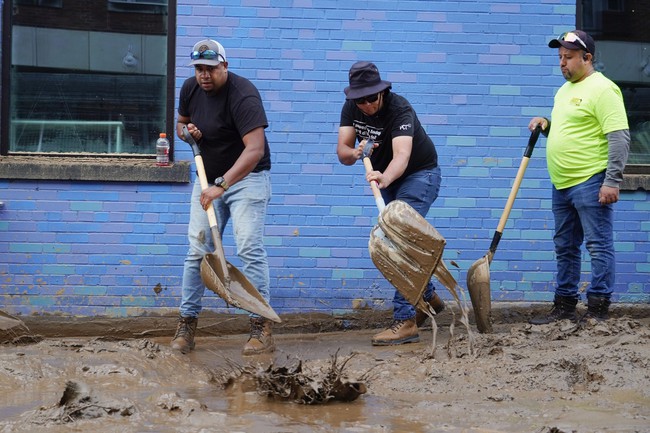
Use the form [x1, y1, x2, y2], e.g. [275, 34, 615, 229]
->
[1, 304, 649, 432]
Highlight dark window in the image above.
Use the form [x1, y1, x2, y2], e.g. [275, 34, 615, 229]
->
[580, 0, 650, 167]
[2, 0, 174, 158]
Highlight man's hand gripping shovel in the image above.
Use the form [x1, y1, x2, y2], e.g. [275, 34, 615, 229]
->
[181, 125, 280, 323]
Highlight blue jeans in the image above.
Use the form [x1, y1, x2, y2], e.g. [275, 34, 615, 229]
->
[180, 171, 271, 318]
[552, 171, 614, 300]
[380, 166, 442, 321]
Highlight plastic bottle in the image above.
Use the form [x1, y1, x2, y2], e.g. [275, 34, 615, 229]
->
[156, 133, 170, 166]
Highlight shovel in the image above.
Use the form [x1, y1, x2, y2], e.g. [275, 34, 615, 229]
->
[181, 126, 281, 323]
[466, 126, 542, 333]
[361, 142, 461, 315]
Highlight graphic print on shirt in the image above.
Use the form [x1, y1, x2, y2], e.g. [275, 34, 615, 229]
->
[352, 120, 383, 146]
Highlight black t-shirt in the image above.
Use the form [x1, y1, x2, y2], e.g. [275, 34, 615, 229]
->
[178, 72, 271, 183]
[339, 92, 438, 181]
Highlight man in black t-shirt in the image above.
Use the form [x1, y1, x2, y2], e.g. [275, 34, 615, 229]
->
[337, 61, 445, 346]
[172, 39, 274, 356]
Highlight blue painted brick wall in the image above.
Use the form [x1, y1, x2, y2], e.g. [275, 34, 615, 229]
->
[1, 0, 648, 318]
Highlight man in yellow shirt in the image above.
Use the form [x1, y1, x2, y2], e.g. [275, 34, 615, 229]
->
[529, 30, 630, 324]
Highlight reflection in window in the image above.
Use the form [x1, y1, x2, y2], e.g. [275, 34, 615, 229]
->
[7, 0, 169, 156]
[581, 0, 650, 165]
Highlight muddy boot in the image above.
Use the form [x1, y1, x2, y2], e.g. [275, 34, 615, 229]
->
[583, 295, 611, 321]
[170, 316, 198, 354]
[415, 293, 446, 327]
[242, 317, 275, 356]
[529, 295, 578, 325]
[371, 318, 419, 346]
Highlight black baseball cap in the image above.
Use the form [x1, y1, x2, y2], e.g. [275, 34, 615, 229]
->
[548, 30, 595, 55]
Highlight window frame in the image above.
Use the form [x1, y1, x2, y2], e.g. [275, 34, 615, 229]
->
[0, 0, 188, 183]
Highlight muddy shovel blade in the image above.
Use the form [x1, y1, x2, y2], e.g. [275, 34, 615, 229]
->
[201, 255, 281, 323]
[466, 252, 493, 333]
[369, 200, 448, 312]
[199, 199, 281, 323]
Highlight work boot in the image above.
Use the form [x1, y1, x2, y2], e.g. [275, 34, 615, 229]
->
[242, 317, 275, 356]
[171, 316, 198, 354]
[415, 293, 446, 327]
[583, 295, 611, 322]
[371, 318, 419, 346]
[529, 295, 578, 325]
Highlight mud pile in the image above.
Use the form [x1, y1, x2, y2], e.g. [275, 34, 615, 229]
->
[0, 307, 648, 432]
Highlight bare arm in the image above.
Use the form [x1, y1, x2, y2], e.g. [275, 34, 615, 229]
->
[337, 126, 362, 165]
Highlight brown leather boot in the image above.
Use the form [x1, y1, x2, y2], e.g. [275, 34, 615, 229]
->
[242, 317, 275, 356]
[170, 315, 198, 354]
[415, 293, 446, 327]
[371, 318, 419, 346]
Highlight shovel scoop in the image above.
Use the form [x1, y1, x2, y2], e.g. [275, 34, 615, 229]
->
[181, 126, 280, 323]
[369, 200, 450, 313]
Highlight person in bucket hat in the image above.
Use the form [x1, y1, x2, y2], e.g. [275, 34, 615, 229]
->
[337, 61, 446, 346]
[528, 30, 630, 325]
[172, 39, 275, 356]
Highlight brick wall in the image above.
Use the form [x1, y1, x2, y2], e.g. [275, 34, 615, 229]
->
[1, 0, 648, 318]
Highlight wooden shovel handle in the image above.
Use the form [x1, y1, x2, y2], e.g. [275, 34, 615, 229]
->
[495, 156, 531, 234]
[363, 156, 386, 212]
[194, 153, 219, 230]
[182, 124, 220, 230]
[489, 126, 542, 254]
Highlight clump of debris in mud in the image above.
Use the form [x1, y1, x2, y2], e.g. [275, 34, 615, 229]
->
[214, 350, 370, 405]
[18, 380, 136, 426]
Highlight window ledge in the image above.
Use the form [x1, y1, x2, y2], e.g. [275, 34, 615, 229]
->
[621, 174, 650, 191]
[0, 155, 190, 183]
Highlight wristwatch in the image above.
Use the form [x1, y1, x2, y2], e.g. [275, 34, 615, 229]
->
[214, 176, 229, 191]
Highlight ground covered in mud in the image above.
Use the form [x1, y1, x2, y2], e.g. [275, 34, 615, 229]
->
[0, 304, 648, 433]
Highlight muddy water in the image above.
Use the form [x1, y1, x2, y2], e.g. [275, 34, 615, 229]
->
[0, 331, 457, 433]
[2, 314, 650, 433]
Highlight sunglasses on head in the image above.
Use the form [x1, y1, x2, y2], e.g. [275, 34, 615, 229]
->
[354, 93, 380, 105]
[190, 49, 225, 62]
[558, 32, 588, 52]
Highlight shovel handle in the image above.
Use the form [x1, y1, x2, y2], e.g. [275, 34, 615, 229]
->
[181, 125, 220, 229]
[524, 125, 542, 159]
[489, 126, 542, 254]
[194, 155, 219, 230]
[362, 156, 386, 212]
[181, 125, 202, 160]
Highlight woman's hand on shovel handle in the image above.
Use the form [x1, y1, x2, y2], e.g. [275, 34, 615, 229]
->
[200, 186, 224, 211]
